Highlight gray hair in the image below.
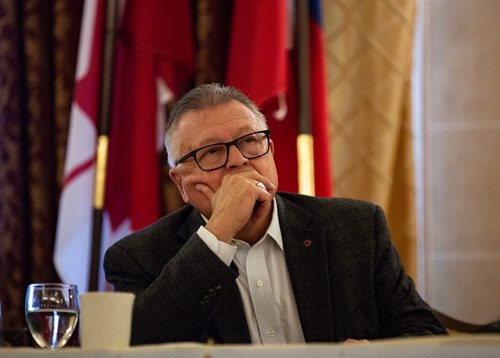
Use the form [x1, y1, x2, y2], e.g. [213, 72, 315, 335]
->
[165, 83, 267, 167]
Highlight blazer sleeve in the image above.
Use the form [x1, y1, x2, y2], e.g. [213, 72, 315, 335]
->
[372, 205, 447, 337]
[104, 233, 238, 344]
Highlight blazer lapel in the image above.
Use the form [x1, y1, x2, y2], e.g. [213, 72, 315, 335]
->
[277, 196, 335, 342]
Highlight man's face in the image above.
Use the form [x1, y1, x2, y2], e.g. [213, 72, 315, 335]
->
[168, 100, 278, 218]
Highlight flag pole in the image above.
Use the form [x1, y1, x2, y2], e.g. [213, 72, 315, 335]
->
[296, 0, 315, 196]
[89, 0, 119, 291]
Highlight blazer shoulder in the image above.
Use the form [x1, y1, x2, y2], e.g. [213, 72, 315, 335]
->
[104, 204, 199, 280]
[107, 204, 197, 252]
[275, 193, 389, 242]
[277, 192, 380, 219]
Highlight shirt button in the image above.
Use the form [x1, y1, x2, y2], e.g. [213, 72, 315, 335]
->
[268, 330, 275, 337]
[256, 280, 263, 287]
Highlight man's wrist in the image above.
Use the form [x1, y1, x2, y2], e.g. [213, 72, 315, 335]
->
[197, 226, 236, 266]
[205, 220, 234, 244]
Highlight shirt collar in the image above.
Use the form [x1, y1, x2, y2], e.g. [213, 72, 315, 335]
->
[267, 198, 284, 251]
[200, 198, 283, 251]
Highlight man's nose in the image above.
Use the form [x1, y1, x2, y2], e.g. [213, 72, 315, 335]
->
[226, 144, 248, 168]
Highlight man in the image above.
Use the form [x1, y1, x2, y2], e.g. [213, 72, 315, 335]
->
[104, 83, 446, 345]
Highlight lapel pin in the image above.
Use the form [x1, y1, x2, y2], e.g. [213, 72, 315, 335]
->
[303, 239, 312, 247]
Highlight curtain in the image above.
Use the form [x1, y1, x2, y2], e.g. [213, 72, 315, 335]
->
[323, 0, 417, 278]
[0, 0, 83, 333]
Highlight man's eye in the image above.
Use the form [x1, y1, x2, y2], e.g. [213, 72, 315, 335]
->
[242, 135, 259, 143]
[198, 146, 224, 161]
[206, 147, 223, 155]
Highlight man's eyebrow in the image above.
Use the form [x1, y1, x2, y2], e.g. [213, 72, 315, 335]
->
[196, 127, 257, 147]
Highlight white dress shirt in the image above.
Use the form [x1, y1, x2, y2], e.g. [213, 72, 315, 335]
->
[197, 199, 305, 344]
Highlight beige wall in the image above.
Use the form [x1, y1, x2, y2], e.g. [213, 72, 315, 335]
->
[415, 0, 500, 324]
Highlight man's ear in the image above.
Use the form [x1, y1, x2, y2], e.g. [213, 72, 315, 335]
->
[169, 169, 190, 203]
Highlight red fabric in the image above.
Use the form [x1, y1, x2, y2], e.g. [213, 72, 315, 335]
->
[226, 0, 299, 192]
[226, 0, 287, 107]
[309, 2, 332, 197]
[263, 52, 300, 194]
[106, 0, 195, 231]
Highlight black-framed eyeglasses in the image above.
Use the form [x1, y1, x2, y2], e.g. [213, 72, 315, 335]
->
[175, 130, 271, 171]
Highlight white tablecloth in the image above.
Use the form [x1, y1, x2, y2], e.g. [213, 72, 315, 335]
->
[1, 335, 499, 358]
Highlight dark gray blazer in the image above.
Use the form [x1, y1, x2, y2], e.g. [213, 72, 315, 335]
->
[104, 193, 446, 344]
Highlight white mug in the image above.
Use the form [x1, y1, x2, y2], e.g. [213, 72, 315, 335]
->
[79, 292, 135, 350]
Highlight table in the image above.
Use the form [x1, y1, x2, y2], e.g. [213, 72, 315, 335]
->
[1, 334, 499, 357]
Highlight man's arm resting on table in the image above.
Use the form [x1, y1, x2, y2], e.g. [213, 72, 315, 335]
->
[104, 234, 238, 344]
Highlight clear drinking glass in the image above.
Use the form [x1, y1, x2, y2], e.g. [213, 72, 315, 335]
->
[25, 283, 79, 349]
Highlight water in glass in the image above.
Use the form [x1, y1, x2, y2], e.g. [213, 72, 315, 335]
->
[25, 283, 79, 349]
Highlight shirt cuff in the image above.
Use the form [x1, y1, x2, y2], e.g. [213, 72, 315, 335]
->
[197, 226, 236, 266]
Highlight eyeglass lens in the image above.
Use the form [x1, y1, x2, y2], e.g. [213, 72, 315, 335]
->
[196, 132, 268, 170]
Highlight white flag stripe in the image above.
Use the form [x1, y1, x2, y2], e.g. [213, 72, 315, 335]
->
[54, 166, 95, 290]
[54, 0, 101, 292]
[62, 104, 97, 176]
[75, 0, 98, 81]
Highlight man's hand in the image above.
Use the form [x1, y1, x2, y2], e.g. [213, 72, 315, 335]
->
[195, 172, 275, 243]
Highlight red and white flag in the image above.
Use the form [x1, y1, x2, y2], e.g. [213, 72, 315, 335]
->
[225, 0, 332, 196]
[55, 0, 194, 291]
[225, 0, 299, 192]
[102, 0, 195, 275]
[54, 0, 104, 291]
